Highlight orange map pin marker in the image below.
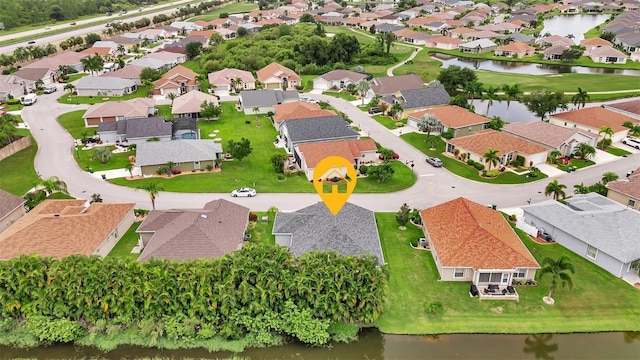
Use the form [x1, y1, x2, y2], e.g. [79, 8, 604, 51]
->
[313, 156, 357, 216]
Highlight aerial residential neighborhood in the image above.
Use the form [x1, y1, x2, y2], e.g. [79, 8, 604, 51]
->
[0, 0, 639, 356]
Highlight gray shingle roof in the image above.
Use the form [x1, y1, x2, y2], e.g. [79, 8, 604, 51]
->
[99, 117, 172, 139]
[136, 140, 222, 166]
[239, 90, 299, 107]
[0, 190, 24, 220]
[272, 202, 385, 264]
[283, 116, 359, 143]
[381, 85, 451, 110]
[522, 193, 640, 263]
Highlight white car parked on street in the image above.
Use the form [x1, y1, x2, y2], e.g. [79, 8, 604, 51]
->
[231, 187, 257, 197]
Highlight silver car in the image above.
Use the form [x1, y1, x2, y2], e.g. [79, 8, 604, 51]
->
[426, 157, 443, 167]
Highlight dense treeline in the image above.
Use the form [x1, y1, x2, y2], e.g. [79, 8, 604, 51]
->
[0, 244, 386, 348]
[198, 24, 398, 75]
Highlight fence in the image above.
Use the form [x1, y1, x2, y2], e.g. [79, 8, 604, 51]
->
[0, 136, 31, 161]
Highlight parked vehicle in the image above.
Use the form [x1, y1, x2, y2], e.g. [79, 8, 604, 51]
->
[20, 94, 37, 106]
[43, 86, 57, 94]
[70, 22, 76, 25]
[27, 40, 35, 44]
[540, 232, 553, 242]
[368, 107, 381, 115]
[231, 187, 256, 197]
[426, 157, 443, 167]
[622, 137, 640, 150]
[379, 153, 400, 160]
[44, 26, 51, 30]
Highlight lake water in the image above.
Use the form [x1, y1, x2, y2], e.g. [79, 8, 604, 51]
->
[2, 329, 639, 359]
[541, 14, 611, 43]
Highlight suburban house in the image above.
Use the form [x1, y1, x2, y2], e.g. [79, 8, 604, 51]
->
[420, 197, 539, 299]
[272, 102, 335, 126]
[493, 41, 535, 58]
[446, 129, 550, 167]
[238, 89, 299, 114]
[542, 44, 568, 60]
[171, 118, 199, 140]
[169, 21, 203, 33]
[368, 74, 424, 97]
[0, 190, 25, 234]
[144, 51, 187, 65]
[459, 39, 498, 54]
[0, 200, 135, 259]
[136, 199, 250, 261]
[136, 140, 223, 176]
[75, 76, 137, 97]
[503, 121, 599, 157]
[580, 37, 613, 56]
[0, 75, 30, 101]
[12, 67, 58, 87]
[256, 62, 301, 90]
[81, 46, 115, 59]
[208, 68, 256, 92]
[153, 65, 199, 96]
[83, 98, 157, 127]
[23, 51, 86, 73]
[425, 36, 463, 50]
[407, 105, 490, 138]
[171, 90, 219, 119]
[280, 115, 360, 154]
[129, 57, 175, 71]
[378, 83, 451, 118]
[98, 117, 173, 144]
[272, 202, 385, 265]
[538, 35, 574, 48]
[606, 99, 640, 120]
[312, 70, 368, 91]
[294, 138, 378, 180]
[522, 193, 640, 279]
[99, 65, 145, 85]
[589, 46, 628, 64]
[548, 107, 637, 143]
[606, 167, 640, 211]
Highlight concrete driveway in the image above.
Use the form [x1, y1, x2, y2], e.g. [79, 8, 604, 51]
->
[19, 90, 640, 212]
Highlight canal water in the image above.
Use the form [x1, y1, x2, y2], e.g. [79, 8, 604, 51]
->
[1, 329, 639, 359]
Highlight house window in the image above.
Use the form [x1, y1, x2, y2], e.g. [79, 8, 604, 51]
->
[478, 272, 503, 283]
[453, 268, 464, 278]
[629, 199, 636, 207]
[586, 245, 598, 260]
[514, 268, 527, 279]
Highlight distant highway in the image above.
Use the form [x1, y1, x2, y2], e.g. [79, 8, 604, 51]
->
[0, 0, 197, 55]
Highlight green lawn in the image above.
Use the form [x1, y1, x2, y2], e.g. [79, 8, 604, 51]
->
[109, 102, 415, 193]
[300, 75, 316, 91]
[323, 91, 357, 101]
[402, 133, 547, 184]
[190, 2, 259, 21]
[375, 213, 640, 334]
[57, 110, 89, 139]
[247, 212, 276, 245]
[373, 115, 404, 130]
[157, 104, 172, 119]
[605, 146, 632, 157]
[393, 48, 444, 82]
[66, 73, 89, 83]
[0, 130, 38, 196]
[58, 87, 148, 105]
[75, 145, 134, 172]
[107, 222, 141, 259]
[557, 159, 596, 172]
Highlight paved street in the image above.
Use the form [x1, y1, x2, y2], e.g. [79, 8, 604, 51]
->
[19, 86, 640, 212]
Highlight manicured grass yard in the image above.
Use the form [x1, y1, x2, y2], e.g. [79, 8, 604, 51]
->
[0, 130, 38, 196]
[373, 115, 404, 130]
[107, 222, 141, 259]
[66, 73, 89, 83]
[323, 91, 357, 101]
[75, 145, 134, 172]
[189, 2, 259, 21]
[109, 102, 415, 193]
[57, 110, 88, 140]
[375, 213, 640, 334]
[605, 146, 632, 157]
[557, 159, 595, 172]
[157, 104, 172, 119]
[58, 87, 148, 105]
[247, 212, 276, 245]
[402, 133, 547, 184]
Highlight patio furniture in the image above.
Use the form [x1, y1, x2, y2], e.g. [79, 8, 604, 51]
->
[470, 284, 479, 296]
[507, 286, 515, 294]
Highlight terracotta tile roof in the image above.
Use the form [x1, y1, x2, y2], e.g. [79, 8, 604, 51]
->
[420, 198, 540, 270]
[0, 190, 24, 221]
[137, 199, 249, 261]
[257, 62, 300, 83]
[273, 102, 335, 123]
[0, 200, 135, 259]
[296, 139, 377, 168]
[451, 27, 476, 35]
[208, 68, 255, 86]
[580, 37, 612, 47]
[430, 36, 463, 44]
[153, 65, 198, 88]
[551, 107, 636, 132]
[590, 46, 628, 59]
[607, 177, 640, 200]
[503, 121, 598, 148]
[409, 105, 490, 128]
[23, 51, 87, 69]
[100, 65, 145, 79]
[497, 41, 535, 52]
[316, 69, 367, 83]
[607, 99, 640, 116]
[171, 90, 219, 115]
[447, 129, 549, 156]
[81, 47, 113, 56]
[188, 30, 215, 38]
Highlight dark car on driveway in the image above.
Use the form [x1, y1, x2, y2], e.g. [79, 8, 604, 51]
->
[368, 107, 381, 115]
[540, 232, 553, 242]
[426, 157, 443, 167]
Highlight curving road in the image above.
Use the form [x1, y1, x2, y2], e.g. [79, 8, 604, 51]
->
[21, 87, 640, 212]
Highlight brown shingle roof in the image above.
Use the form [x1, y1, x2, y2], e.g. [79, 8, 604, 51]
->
[273, 102, 335, 123]
[81, 47, 113, 56]
[257, 62, 300, 83]
[551, 107, 637, 132]
[503, 121, 598, 148]
[447, 129, 549, 156]
[0, 200, 135, 259]
[100, 65, 145, 79]
[420, 198, 539, 270]
[607, 99, 640, 116]
[369, 74, 423, 95]
[409, 105, 490, 129]
[0, 190, 24, 221]
[497, 41, 535, 52]
[84, 97, 155, 119]
[580, 37, 612, 47]
[317, 69, 367, 82]
[296, 139, 377, 168]
[153, 65, 198, 88]
[207, 68, 255, 86]
[607, 166, 640, 200]
[137, 199, 249, 261]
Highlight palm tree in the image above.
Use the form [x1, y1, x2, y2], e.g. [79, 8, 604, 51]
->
[117, 44, 126, 56]
[64, 83, 76, 94]
[35, 79, 44, 90]
[142, 79, 154, 96]
[571, 87, 590, 109]
[523, 334, 559, 360]
[573, 143, 596, 160]
[125, 163, 134, 178]
[598, 126, 614, 148]
[233, 77, 243, 93]
[252, 106, 260, 121]
[139, 182, 164, 210]
[91, 146, 112, 164]
[356, 79, 371, 106]
[390, 103, 404, 120]
[195, 73, 207, 92]
[465, 80, 484, 108]
[483, 148, 500, 171]
[539, 256, 575, 299]
[545, 179, 567, 200]
[573, 182, 589, 194]
[483, 86, 500, 116]
[167, 92, 177, 106]
[547, 150, 562, 164]
[35, 176, 68, 196]
[502, 83, 523, 121]
[602, 171, 619, 184]
[116, 57, 125, 70]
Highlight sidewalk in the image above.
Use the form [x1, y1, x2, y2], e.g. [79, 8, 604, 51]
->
[90, 167, 141, 180]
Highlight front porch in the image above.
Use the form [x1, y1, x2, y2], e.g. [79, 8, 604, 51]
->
[471, 270, 522, 301]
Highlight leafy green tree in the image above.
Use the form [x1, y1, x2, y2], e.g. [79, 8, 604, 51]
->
[185, 42, 203, 60]
[139, 182, 164, 210]
[91, 147, 112, 164]
[547, 150, 562, 164]
[368, 163, 395, 182]
[573, 142, 596, 160]
[390, 103, 403, 120]
[539, 256, 575, 299]
[487, 116, 505, 131]
[437, 66, 478, 95]
[227, 138, 253, 163]
[300, 13, 315, 23]
[395, 203, 410, 228]
[270, 153, 288, 173]
[483, 148, 500, 171]
[140, 67, 161, 83]
[35, 176, 68, 196]
[125, 163, 134, 178]
[84, 33, 101, 47]
[560, 46, 585, 62]
[571, 87, 590, 109]
[200, 100, 221, 121]
[574, 182, 589, 194]
[545, 179, 567, 201]
[0, 114, 21, 147]
[602, 171, 619, 184]
[600, 31, 616, 42]
[521, 90, 568, 121]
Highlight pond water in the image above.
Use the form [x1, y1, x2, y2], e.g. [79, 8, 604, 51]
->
[2, 329, 639, 359]
[541, 14, 611, 44]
